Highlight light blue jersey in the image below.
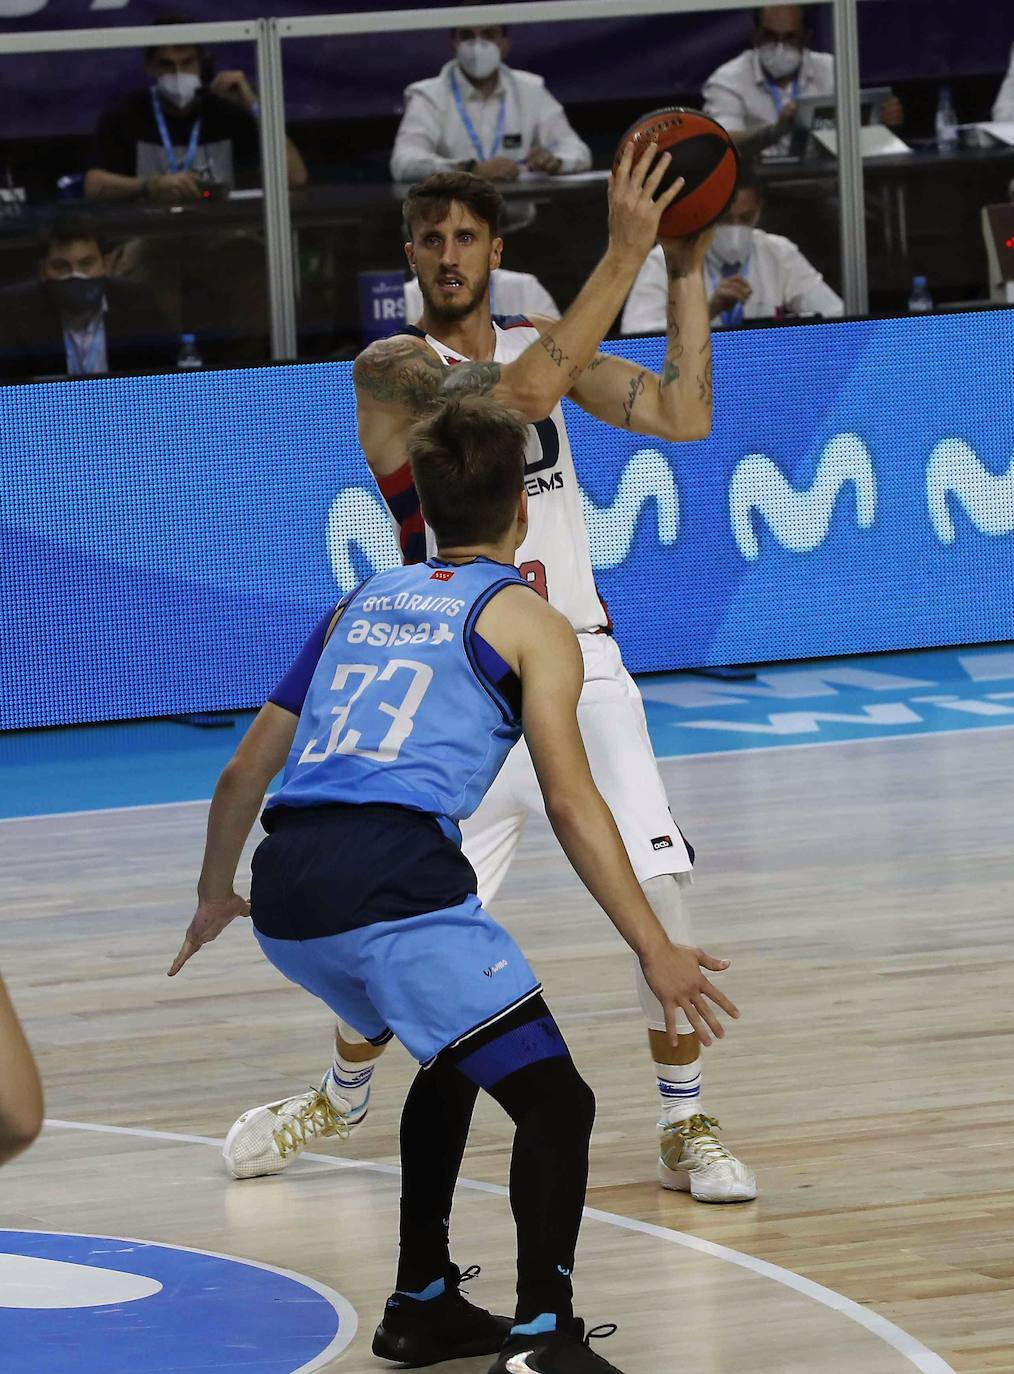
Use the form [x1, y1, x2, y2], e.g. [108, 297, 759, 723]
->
[267, 558, 527, 826]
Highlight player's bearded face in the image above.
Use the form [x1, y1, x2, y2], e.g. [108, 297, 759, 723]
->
[410, 206, 500, 322]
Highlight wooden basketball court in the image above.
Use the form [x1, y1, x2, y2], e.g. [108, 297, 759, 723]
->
[2, 726, 1011, 1372]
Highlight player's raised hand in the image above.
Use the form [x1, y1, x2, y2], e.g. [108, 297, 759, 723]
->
[638, 940, 739, 1048]
[607, 140, 685, 269]
[168, 893, 250, 977]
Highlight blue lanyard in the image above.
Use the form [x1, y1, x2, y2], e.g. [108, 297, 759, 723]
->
[150, 87, 202, 173]
[706, 255, 751, 328]
[449, 68, 507, 163]
[764, 71, 800, 115]
[64, 316, 106, 376]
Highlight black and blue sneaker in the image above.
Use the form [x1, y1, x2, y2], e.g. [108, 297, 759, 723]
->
[372, 1264, 512, 1367]
[487, 1319, 624, 1373]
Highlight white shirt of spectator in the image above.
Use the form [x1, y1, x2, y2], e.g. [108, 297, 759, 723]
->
[993, 43, 1014, 122]
[703, 46, 835, 152]
[390, 59, 591, 183]
[63, 298, 109, 376]
[620, 235, 844, 335]
[404, 266, 560, 323]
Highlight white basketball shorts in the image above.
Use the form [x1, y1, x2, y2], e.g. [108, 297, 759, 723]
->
[461, 631, 693, 903]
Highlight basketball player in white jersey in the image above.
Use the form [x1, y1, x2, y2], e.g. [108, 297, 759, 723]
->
[226, 149, 756, 1202]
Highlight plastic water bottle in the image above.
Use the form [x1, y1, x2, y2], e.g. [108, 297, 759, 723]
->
[935, 85, 958, 153]
[176, 333, 203, 370]
[908, 276, 933, 313]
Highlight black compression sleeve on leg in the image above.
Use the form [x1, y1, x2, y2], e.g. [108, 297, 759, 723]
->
[446, 997, 596, 1324]
[396, 1055, 480, 1294]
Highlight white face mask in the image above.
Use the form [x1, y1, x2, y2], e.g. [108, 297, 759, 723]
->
[457, 38, 502, 82]
[709, 224, 754, 269]
[157, 71, 202, 109]
[758, 41, 803, 82]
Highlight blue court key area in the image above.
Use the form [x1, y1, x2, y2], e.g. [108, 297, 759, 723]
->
[0, 1230, 351, 1373]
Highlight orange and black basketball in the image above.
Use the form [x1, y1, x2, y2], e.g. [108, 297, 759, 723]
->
[613, 107, 739, 239]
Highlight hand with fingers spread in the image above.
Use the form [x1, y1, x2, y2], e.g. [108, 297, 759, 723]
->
[607, 140, 685, 271]
[638, 939, 739, 1048]
[168, 892, 249, 977]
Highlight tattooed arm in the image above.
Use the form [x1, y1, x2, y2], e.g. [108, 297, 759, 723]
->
[566, 233, 714, 443]
[354, 141, 687, 478]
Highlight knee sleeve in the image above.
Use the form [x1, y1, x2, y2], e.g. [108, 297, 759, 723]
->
[635, 874, 696, 1036]
[445, 996, 595, 1140]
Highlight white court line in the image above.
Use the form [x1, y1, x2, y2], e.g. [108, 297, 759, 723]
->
[0, 1223, 357, 1373]
[5, 717, 1014, 825]
[44, 1118, 955, 1374]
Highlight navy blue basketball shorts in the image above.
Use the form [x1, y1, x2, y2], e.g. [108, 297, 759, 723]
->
[250, 803, 541, 1065]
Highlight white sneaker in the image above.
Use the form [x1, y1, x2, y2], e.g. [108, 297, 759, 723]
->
[223, 1079, 366, 1180]
[658, 1112, 757, 1203]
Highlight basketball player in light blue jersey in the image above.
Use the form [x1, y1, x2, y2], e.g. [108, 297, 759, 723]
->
[169, 396, 738, 1374]
[227, 136, 756, 1203]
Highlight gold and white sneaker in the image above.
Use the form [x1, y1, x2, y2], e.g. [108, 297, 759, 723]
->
[658, 1112, 757, 1203]
[223, 1082, 360, 1180]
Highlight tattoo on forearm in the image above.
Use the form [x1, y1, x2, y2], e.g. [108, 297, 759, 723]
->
[586, 353, 609, 372]
[537, 331, 581, 383]
[662, 359, 681, 385]
[353, 337, 444, 416]
[622, 369, 647, 427]
[440, 359, 503, 399]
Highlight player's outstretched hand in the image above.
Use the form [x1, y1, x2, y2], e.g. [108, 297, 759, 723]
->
[168, 893, 250, 977]
[639, 940, 739, 1048]
[608, 140, 685, 270]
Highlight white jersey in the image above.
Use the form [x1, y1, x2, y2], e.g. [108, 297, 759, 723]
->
[379, 316, 608, 633]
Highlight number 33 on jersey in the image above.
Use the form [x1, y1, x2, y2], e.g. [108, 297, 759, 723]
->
[266, 558, 530, 829]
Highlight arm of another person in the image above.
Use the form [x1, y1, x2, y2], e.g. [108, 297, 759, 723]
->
[0, 973, 43, 1166]
[703, 67, 796, 155]
[779, 239, 844, 317]
[167, 702, 298, 975]
[993, 43, 1014, 122]
[356, 142, 682, 477]
[390, 87, 458, 183]
[619, 245, 668, 335]
[529, 81, 592, 174]
[499, 591, 738, 1045]
[84, 107, 144, 201]
[564, 229, 714, 442]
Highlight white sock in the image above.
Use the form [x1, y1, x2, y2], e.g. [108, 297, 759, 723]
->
[325, 1053, 375, 1115]
[655, 1055, 702, 1125]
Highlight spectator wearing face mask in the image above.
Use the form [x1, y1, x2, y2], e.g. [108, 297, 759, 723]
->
[83, 13, 306, 204]
[0, 213, 177, 381]
[620, 165, 843, 334]
[389, 20, 591, 183]
[703, 5, 903, 157]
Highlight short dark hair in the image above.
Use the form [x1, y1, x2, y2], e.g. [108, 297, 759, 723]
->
[753, 5, 806, 28]
[145, 12, 204, 63]
[403, 172, 503, 241]
[38, 212, 106, 259]
[452, 24, 508, 38]
[406, 396, 526, 547]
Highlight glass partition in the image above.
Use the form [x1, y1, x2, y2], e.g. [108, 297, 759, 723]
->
[0, 29, 271, 381]
[858, 0, 1014, 315]
[279, 2, 844, 360]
